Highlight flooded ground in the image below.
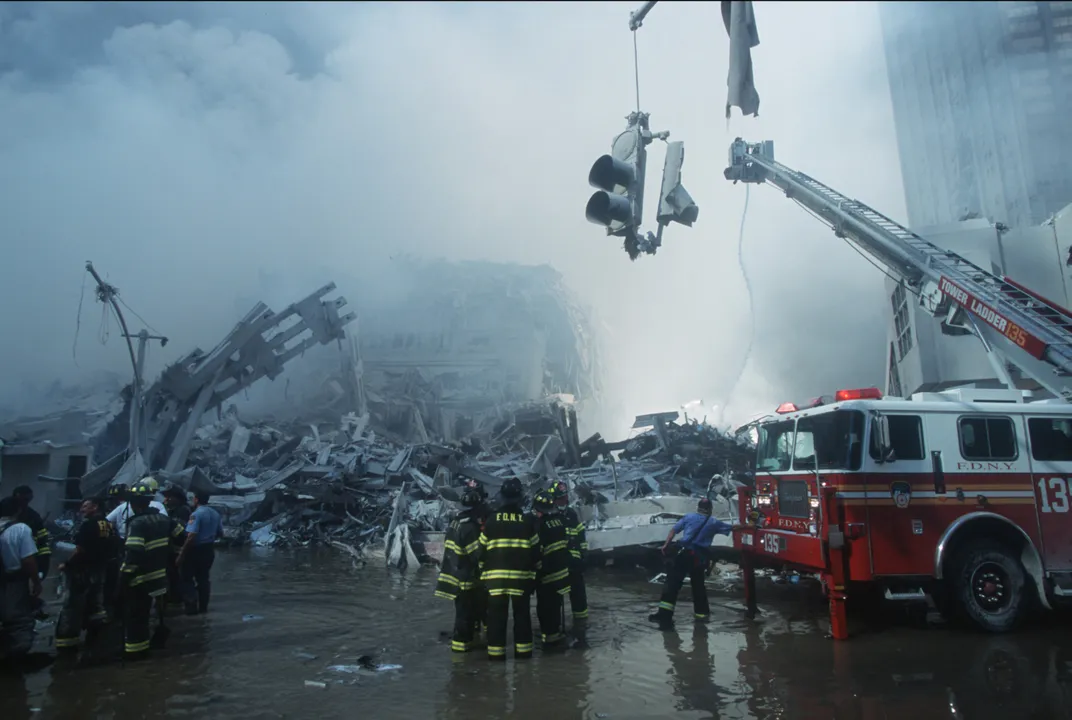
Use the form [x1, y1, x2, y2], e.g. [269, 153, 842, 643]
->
[2, 548, 1071, 719]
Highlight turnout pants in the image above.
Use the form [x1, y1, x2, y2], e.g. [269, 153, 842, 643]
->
[451, 589, 481, 652]
[182, 545, 215, 614]
[485, 592, 533, 660]
[123, 588, 156, 657]
[55, 568, 108, 650]
[536, 585, 567, 645]
[653, 549, 710, 622]
[569, 563, 588, 619]
[0, 575, 35, 659]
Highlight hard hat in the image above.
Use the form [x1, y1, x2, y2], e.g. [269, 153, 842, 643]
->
[533, 490, 555, 512]
[108, 483, 128, 497]
[128, 480, 155, 498]
[500, 477, 523, 500]
[139, 477, 159, 493]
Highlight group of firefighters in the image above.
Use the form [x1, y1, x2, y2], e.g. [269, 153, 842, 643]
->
[436, 477, 737, 660]
[0, 477, 222, 672]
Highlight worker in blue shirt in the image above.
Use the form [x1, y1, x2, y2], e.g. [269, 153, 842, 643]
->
[649, 498, 736, 630]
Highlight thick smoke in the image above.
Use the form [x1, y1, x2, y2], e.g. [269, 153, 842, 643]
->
[0, 1, 904, 433]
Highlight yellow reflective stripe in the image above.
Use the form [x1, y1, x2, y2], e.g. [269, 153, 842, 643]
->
[34, 528, 49, 539]
[488, 588, 527, 596]
[479, 535, 488, 546]
[487, 645, 506, 656]
[120, 565, 136, 574]
[483, 539, 530, 550]
[171, 524, 185, 538]
[529, 534, 540, 547]
[557, 586, 571, 596]
[573, 523, 585, 533]
[569, 550, 582, 558]
[125, 537, 146, 547]
[657, 601, 674, 611]
[437, 574, 459, 586]
[35, 547, 52, 556]
[444, 540, 463, 554]
[540, 568, 569, 584]
[542, 540, 568, 555]
[55, 637, 80, 648]
[481, 569, 536, 581]
[451, 640, 474, 652]
[542, 632, 564, 643]
[434, 590, 456, 600]
[580, 542, 589, 549]
[129, 568, 166, 586]
[515, 642, 533, 654]
[125, 640, 150, 653]
[144, 538, 169, 551]
[462, 540, 480, 555]
[573, 609, 588, 618]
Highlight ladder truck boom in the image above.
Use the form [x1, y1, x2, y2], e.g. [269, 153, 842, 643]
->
[725, 138, 1072, 400]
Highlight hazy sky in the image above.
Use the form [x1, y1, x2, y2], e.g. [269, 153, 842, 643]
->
[0, 1, 907, 433]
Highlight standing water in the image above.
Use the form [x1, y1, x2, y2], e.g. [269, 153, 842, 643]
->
[3, 548, 1071, 719]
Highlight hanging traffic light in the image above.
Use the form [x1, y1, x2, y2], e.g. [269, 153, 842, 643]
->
[656, 141, 699, 227]
[585, 112, 650, 240]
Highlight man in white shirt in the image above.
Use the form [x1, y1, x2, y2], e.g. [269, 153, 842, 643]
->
[107, 478, 168, 540]
[1, 495, 43, 662]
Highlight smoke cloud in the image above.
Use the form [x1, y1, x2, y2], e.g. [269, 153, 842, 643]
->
[0, 1, 905, 433]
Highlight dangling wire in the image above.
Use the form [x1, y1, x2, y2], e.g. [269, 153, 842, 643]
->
[632, 30, 642, 112]
[720, 184, 755, 428]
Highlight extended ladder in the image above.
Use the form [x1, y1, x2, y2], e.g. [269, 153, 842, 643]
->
[725, 138, 1072, 399]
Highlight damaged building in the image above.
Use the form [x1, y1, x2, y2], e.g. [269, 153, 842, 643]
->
[0, 258, 751, 568]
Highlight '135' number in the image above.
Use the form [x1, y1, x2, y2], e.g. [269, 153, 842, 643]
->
[1037, 477, 1070, 514]
[762, 534, 781, 554]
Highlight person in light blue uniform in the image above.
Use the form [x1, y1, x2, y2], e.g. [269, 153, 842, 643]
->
[648, 498, 735, 630]
[176, 491, 222, 616]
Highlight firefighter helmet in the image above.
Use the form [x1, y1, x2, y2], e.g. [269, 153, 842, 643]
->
[108, 483, 128, 497]
[139, 477, 159, 493]
[500, 477, 523, 500]
[128, 480, 156, 498]
[461, 486, 485, 508]
[532, 489, 556, 512]
[551, 480, 569, 504]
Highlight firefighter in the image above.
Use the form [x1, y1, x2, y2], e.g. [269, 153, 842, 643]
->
[648, 497, 735, 630]
[435, 485, 486, 653]
[55, 496, 117, 654]
[107, 477, 168, 541]
[117, 480, 185, 659]
[464, 479, 491, 637]
[532, 489, 572, 649]
[102, 483, 128, 617]
[478, 477, 540, 661]
[552, 481, 588, 622]
[162, 487, 191, 606]
[11, 486, 51, 580]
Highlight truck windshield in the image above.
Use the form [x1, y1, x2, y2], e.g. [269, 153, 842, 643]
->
[756, 420, 794, 471]
[793, 410, 865, 471]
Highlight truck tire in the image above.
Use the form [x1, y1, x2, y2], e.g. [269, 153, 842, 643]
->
[951, 540, 1028, 633]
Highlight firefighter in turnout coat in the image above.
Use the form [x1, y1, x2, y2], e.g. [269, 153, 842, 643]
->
[552, 481, 588, 621]
[435, 485, 487, 653]
[532, 490, 573, 648]
[118, 481, 185, 659]
[479, 477, 540, 660]
[55, 497, 117, 652]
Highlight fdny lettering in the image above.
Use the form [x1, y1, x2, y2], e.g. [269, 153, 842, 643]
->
[543, 518, 563, 528]
[496, 513, 523, 523]
[776, 517, 809, 532]
[956, 461, 1015, 471]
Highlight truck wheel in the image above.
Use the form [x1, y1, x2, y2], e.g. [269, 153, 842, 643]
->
[951, 540, 1027, 633]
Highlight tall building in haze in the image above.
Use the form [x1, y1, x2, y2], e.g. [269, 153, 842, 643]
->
[879, 1, 1072, 229]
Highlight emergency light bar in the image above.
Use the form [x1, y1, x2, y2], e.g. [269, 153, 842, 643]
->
[775, 402, 797, 414]
[834, 387, 883, 402]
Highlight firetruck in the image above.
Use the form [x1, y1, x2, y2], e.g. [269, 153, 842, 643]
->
[724, 139, 1072, 639]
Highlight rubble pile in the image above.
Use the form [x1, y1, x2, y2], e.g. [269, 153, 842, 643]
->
[171, 398, 753, 566]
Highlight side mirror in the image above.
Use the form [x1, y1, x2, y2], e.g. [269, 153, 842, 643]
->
[871, 412, 896, 464]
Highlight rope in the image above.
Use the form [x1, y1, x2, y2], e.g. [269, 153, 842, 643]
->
[720, 185, 754, 427]
[632, 30, 641, 112]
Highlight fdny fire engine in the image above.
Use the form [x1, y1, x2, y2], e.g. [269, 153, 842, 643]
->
[724, 139, 1072, 639]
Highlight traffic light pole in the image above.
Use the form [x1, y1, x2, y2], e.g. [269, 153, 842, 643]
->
[628, 1, 659, 31]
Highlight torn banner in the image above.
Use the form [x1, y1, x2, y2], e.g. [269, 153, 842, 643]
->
[722, 0, 760, 119]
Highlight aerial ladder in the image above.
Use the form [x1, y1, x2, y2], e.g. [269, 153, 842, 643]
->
[725, 139, 1072, 401]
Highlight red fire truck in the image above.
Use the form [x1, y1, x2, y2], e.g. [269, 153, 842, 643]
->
[723, 139, 1072, 638]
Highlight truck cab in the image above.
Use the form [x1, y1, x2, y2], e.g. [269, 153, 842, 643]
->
[735, 386, 1072, 638]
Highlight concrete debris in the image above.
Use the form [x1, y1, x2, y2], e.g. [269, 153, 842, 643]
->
[173, 400, 752, 567]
